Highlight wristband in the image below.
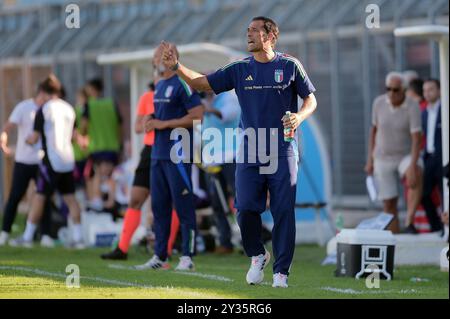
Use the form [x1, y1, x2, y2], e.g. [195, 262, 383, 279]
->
[171, 62, 179, 71]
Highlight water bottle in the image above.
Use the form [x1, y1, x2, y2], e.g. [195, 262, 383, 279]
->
[283, 111, 295, 142]
[196, 235, 206, 253]
[58, 227, 69, 246]
[335, 213, 344, 233]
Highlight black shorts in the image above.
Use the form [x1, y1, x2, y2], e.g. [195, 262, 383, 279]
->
[90, 151, 119, 165]
[84, 151, 119, 179]
[36, 163, 75, 196]
[132, 145, 152, 189]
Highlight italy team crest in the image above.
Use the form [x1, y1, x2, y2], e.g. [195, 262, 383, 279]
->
[274, 69, 283, 83]
[165, 85, 173, 98]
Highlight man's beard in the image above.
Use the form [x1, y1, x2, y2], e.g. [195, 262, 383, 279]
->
[248, 45, 260, 53]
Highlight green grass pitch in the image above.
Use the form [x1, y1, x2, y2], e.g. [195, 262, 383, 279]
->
[0, 243, 448, 299]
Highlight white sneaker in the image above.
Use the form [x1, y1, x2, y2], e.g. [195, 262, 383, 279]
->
[71, 241, 85, 250]
[0, 231, 9, 246]
[175, 256, 195, 271]
[9, 236, 33, 248]
[246, 249, 270, 285]
[272, 273, 288, 288]
[40, 235, 55, 248]
[134, 255, 170, 270]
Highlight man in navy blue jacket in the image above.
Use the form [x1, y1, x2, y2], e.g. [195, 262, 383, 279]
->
[422, 79, 443, 232]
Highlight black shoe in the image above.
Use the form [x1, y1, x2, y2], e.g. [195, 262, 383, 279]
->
[403, 224, 418, 234]
[100, 247, 128, 260]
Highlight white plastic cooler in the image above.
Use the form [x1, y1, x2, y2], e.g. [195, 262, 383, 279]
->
[336, 229, 396, 280]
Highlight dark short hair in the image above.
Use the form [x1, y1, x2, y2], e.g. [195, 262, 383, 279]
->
[424, 78, 440, 89]
[38, 74, 62, 95]
[88, 77, 104, 92]
[409, 78, 424, 98]
[148, 81, 155, 91]
[59, 85, 66, 100]
[251, 16, 279, 48]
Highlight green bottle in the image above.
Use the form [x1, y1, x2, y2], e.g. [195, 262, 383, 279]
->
[284, 111, 295, 142]
[335, 213, 344, 233]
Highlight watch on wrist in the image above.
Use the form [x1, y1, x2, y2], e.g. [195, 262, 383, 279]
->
[171, 62, 180, 71]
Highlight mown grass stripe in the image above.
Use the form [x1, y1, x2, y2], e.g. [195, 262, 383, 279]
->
[0, 265, 154, 289]
[107, 264, 233, 283]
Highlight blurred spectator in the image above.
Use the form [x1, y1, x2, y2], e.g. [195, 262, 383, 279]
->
[403, 70, 418, 83]
[407, 78, 428, 110]
[405, 76, 429, 168]
[0, 82, 53, 246]
[101, 81, 156, 260]
[403, 70, 427, 110]
[421, 79, 443, 233]
[201, 90, 241, 253]
[80, 78, 123, 205]
[73, 87, 90, 187]
[365, 72, 423, 234]
[10, 74, 84, 248]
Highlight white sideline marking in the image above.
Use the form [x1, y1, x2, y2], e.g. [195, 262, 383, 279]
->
[321, 287, 361, 295]
[108, 264, 234, 282]
[175, 271, 233, 282]
[321, 286, 418, 295]
[107, 264, 133, 270]
[0, 265, 154, 288]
